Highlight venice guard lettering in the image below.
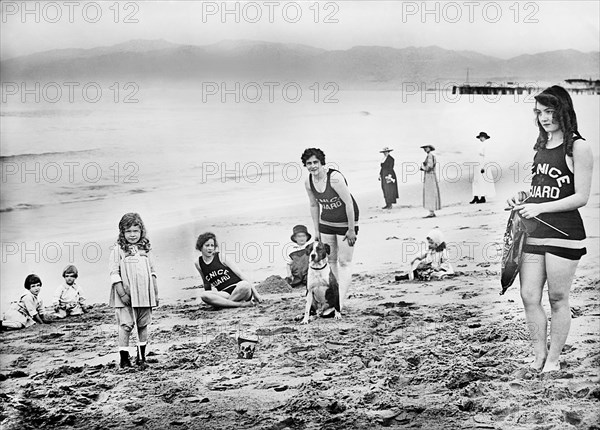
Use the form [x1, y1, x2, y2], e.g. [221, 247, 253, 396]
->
[207, 269, 231, 288]
[531, 162, 571, 200]
[318, 196, 343, 210]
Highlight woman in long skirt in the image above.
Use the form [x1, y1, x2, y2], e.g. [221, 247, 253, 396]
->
[379, 147, 399, 209]
[420, 145, 441, 218]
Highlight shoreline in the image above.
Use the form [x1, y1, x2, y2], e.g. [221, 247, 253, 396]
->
[1, 172, 598, 307]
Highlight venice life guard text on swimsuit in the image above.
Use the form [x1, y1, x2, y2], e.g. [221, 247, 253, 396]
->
[530, 163, 571, 200]
[206, 269, 232, 289]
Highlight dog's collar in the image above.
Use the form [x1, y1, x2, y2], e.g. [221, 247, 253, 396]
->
[310, 263, 328, 271]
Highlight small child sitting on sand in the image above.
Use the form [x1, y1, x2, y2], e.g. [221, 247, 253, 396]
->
[285, 225, 312, 288]
[53, 265, 87, 319]
[2, 274, 47, 330]
[396, 229, 454, 281]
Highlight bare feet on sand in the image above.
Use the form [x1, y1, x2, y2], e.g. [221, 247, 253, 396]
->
[541, 360, 561, 373]
[251, 287, 262, 304]
[529, 356, 547, 372]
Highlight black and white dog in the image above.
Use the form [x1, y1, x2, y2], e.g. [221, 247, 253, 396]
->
[301, 240, 341, 324]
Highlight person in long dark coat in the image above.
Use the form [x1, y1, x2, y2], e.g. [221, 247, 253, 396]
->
[379, 147, 399, 209]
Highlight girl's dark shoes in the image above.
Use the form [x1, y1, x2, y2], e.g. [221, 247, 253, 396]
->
[477, 197, 486, 203]
[136, 345, 149, 369]
[469, 197, 480, 204]
[119, 351, 132, 368]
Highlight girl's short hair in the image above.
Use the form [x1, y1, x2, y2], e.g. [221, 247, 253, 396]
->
[62, 264, 78, 278]
[117, 212, 151, 252]
[534, 85, 584, 157]
[24, 274, 42, 290]
[196, 232, 217, 251]
[301, 148, 326, 166]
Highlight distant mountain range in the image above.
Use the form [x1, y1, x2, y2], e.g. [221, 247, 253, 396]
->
[1, 39, 598, 88]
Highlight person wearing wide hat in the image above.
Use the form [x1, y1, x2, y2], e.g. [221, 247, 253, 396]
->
[420, 144, 441, 218]
[470, 132, 495, 204]
[378, 147, 399, 209]
[285, 225, 312, 288]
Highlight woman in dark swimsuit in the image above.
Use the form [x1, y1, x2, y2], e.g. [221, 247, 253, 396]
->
[302, 148, 359, 309]
[195, 232, 262, 308]
[507, 86, 593, 372]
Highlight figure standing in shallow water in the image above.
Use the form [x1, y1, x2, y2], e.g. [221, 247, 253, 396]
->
[507, 86, 593, 373]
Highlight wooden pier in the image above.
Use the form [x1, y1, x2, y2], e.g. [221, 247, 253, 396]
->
[451, 84, 537, 95]
[452, 79, 600, 96]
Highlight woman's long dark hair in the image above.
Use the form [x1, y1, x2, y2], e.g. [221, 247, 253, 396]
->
[533, 85, 584, 156]
[117, 212, 151, 253]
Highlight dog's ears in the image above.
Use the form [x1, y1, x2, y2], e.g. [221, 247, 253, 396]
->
[305, 243, 314, 255]
[324, 243, 330, 255]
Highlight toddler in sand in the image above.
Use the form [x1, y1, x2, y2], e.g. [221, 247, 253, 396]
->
[2, 274, 48, 329]
[285, 224, 312, 288]
[396, 229, 454, 281]
[53, 265, 86, 318]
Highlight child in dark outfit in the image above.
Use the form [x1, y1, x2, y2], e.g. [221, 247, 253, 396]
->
[285, 225, 312, 288]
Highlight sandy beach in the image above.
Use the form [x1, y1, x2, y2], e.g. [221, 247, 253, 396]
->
[1, 187, 598, 430]
[2, 1, 599, 427]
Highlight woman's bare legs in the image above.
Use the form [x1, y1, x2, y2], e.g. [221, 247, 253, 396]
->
[200, 281, 254, 308]
[321, 233, 355, 310]
[519, 252, 548, 370]
[543, 253, 578, 372]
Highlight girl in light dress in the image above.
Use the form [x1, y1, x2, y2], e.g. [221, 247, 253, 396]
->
[109, 213, 159, 369]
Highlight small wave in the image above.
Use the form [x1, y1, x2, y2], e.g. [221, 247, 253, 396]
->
[0, 109, 93, 118]
[0, 148, 100, 161]
[0, 203, 41, 213]
[81, 184, 119, 191]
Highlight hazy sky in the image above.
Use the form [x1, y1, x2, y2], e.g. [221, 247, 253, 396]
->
[1, 1, 599, 59]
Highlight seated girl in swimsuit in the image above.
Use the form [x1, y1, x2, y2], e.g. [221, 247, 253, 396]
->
[195, 232, 262, 308]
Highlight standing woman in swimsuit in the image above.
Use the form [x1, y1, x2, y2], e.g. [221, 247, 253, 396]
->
[302, 148, 359, 309]
[507, 86, 593, 372]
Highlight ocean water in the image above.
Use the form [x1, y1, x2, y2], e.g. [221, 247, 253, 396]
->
[1, 88, 598, 305]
